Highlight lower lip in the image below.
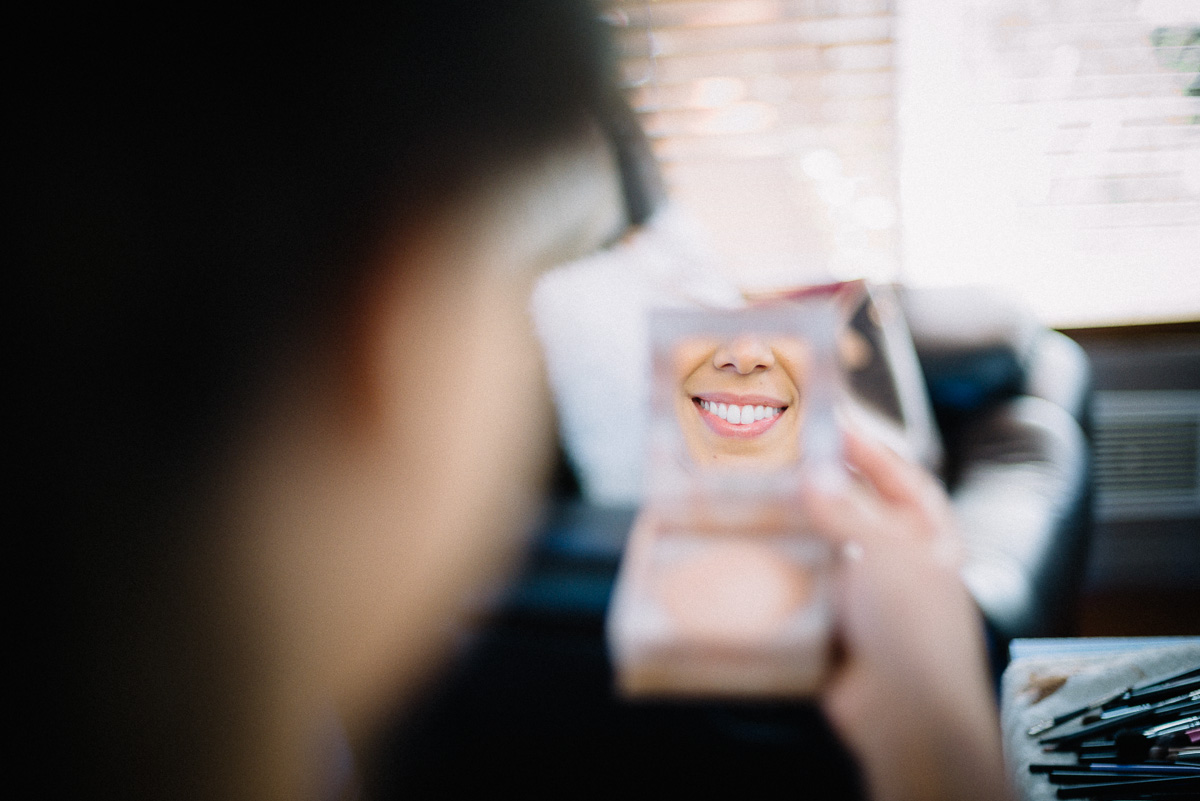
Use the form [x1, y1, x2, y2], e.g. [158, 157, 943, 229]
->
[694, 399, 786, 439]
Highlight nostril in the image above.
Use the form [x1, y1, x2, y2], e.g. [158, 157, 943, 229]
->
[713, 337, 776, 374]
[718, 355, 773, 374]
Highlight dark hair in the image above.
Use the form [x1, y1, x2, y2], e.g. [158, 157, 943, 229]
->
[27, 4, 618, 542]
[22, 4, 617, 795]
[28, 2, 615, 486]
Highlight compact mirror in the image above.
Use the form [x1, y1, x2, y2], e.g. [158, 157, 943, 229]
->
[607, 297, 846, 698]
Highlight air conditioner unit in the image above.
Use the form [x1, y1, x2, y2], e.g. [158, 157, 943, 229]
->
[1087, 390, 1200, 589]
[1094, 390, 1200, 522]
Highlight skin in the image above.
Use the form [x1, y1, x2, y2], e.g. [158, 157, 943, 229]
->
[673, 334, 812, 469]
[805, 432, 1012, 801]
[205, 134, 628, 800]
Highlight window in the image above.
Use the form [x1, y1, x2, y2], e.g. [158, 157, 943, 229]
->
[608, 0, 1199, 327]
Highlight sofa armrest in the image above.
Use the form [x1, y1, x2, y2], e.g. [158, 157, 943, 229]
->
[953, 396, 1091, 640]
[900, 285, 1041, 415]
[1024, 329, 1092, 431]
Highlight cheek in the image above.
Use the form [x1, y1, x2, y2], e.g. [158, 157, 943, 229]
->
[386, 264, 552, 527]
[389, 267, 553, 612]
[773, 342, 813, 400]
[671, 349, 713, 458]
[448, 273, 555, 541]
[673, 341, 718, 396]
[318, 267, 553, 731]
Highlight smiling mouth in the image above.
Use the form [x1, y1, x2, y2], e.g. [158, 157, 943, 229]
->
[696, 398, 784, 424]
[692, 397, 788, 437]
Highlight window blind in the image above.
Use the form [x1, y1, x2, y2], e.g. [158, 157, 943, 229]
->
[607, 0, 1199, 326]
[607, 0, 903, 291]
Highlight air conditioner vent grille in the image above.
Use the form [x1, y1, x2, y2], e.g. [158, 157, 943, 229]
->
[1093, 391, 1200, 521]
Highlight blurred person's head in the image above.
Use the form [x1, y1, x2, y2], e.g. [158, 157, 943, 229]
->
[24, 4, 628, 798]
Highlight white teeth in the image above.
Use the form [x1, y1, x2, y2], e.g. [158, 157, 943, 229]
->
[698, 399, 783, 423]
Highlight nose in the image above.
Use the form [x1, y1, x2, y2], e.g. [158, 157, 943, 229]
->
[713, 336, 775, 374]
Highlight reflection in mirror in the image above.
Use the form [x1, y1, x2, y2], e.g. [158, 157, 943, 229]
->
[648, 302, 842, 483]
[671, 333, 811, 470]
[609, 301, 845, 700]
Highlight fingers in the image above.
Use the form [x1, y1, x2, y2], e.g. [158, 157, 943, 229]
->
[841, 429, 952, 538]
[801, 477, 881, 547]
[800, 428, 957, 561]
[843, 430, 927, 506]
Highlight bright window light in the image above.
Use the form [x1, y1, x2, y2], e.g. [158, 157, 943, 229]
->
[896, 0, 1200, 327]
[610, 0, 1199, 328]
